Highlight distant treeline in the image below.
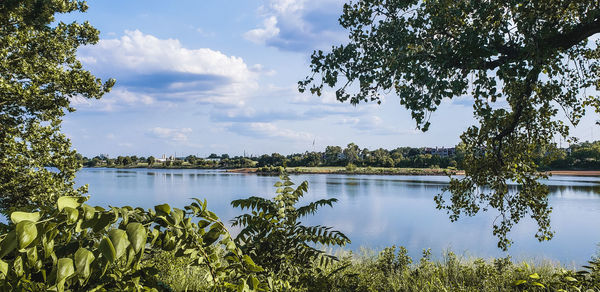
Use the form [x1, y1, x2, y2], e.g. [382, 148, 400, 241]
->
[544, 140, 600, 170]
[79, 141, 600, 170]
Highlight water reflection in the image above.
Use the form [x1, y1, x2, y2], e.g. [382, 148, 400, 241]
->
[76, 168, 600, 265]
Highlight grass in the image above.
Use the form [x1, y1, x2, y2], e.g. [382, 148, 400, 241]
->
[152, 247, 599, 291]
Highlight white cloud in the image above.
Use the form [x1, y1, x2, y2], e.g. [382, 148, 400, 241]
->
[270, 0, 306, 14]
[148, 127, 192, 143]
[70, 88, 155, 112]
[88, 30, 250, 79]
[79, 30, 258, 106]
[244, 16, 280, 44]
[246, 0, 346, 51]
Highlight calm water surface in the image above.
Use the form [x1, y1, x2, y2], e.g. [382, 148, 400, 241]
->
[76, 168, 600, 266]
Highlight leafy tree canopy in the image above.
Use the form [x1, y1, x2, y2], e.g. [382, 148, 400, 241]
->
[0, 0, 114, 215]
[300, 0, 600, 249]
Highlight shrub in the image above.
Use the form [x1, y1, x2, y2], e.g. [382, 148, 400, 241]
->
[0, 196, 263, 291]
[231, 174, 350, 289]
[345, 163, 357, 172]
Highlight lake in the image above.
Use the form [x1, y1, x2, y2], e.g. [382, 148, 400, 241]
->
[76, 168, 600, 266]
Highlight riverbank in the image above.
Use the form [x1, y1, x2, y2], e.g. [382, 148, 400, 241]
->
[226, 167, 600, 176]
[547, 170, 600, 176]
[82, 165, 600, 176]
[227, 166, 462, 176]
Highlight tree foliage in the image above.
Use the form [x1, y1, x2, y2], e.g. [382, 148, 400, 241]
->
[300, 0, 600, 249]
[231, 174, 350, 289]
[0, 196, 263, 291]
[0, 0, 115, 215]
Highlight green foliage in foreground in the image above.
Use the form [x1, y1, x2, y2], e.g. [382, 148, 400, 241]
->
[315, 247, 600, 292]
[0, 196, 263, 291]
[152, 245, 600, 291]
[231, 174, 350, 290]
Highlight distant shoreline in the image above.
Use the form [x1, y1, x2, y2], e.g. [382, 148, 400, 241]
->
[546, 170, 600, 177]
[227, 167, 461, 176]
[228, 168, 600, 177]
[82, 166, 600, 177]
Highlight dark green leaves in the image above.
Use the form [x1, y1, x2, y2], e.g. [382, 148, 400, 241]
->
[0, 232, 17, 258]
[232, 174, 349, 289]
[108, 229, 130, 260]
[126, 223, 146, 253]
[99, 236, 116, 263]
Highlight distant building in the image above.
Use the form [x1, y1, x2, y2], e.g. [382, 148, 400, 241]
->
[155, 154, 175, 162]
[423, 147, 456, 157]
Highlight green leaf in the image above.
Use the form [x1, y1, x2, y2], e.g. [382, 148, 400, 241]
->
[92, 213, 113, 233]
[43, 237, 54, 259]
[81, 204, 96, 221]
[249, 275, 259, 290]
[13, 255, 23, 277]
[16, 220, 37, 249]
[63, 207, 79, 225]
[74, 248, 95, 280]
[203, 225, 223, 247]
[99, 236, 116, 263]
[529, 272, 540, 279]
[126, 223, 147, 253]
[155, 204, 171, 215]
[57, 196, 81, 212]
[26, 246, 38, 266]
[531, 282, 545, 288]
[242, 255, 264, 272]
[0, 260, 8, 276]
[10, 211, 41, 224]
[56, 257, 75, 284]
[108, 229, 130, 260]
[513, 279, 527, 286]
[198, 220, 211, 229]
[169, 208, 184, 225]
[162, 231, 176, 251]
[0, 231, 18, 258]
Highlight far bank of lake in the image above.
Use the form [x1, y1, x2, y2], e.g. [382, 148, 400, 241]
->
[84, 165, 600, 177]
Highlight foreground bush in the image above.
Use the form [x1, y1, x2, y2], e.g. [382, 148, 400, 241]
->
[231, 174, 350, 290]
[0, 196, 263, 291]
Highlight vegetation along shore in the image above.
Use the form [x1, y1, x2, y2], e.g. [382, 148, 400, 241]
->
[81, 140, 600, 176]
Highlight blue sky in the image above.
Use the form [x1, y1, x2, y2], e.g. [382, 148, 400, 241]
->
[59, 0, 598, 158]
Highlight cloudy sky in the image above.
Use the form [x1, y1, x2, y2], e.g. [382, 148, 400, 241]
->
[59, 0, 598, 158]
